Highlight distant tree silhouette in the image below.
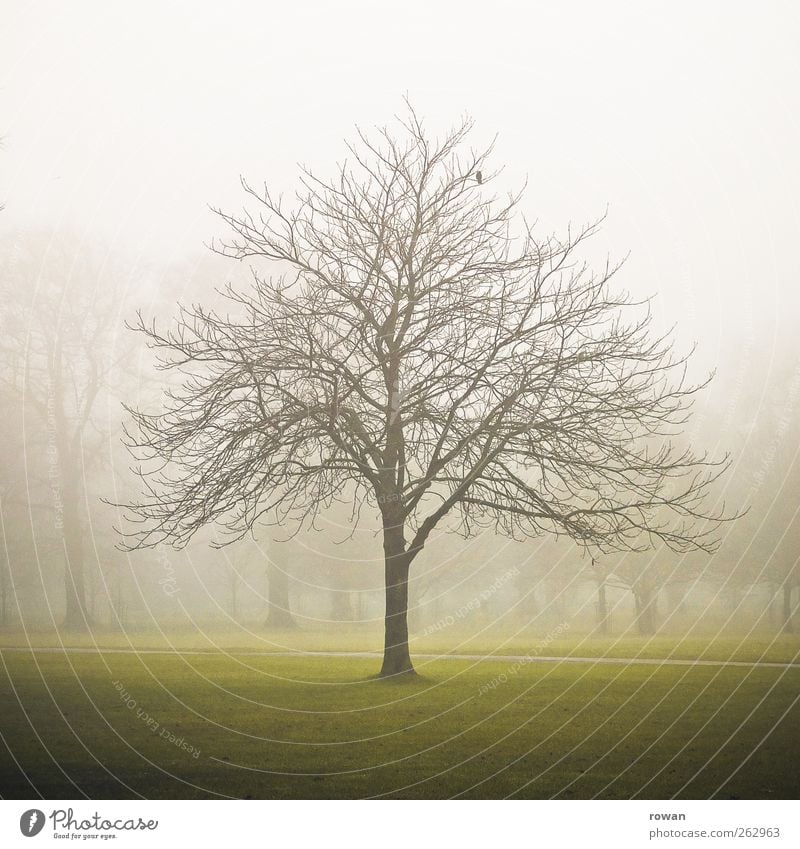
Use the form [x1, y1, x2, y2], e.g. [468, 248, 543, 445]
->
[1, 235, 128, 630]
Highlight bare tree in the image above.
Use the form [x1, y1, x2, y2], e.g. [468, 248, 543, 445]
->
[264, 556, 296, 628]
[707, 351, 800, 633]
[220, 556, 242, 622]
[608, 557, 668, 635]
[119, 105, 731, 676]
[584, 556, 614, 635]
[0, 234, 130, 630]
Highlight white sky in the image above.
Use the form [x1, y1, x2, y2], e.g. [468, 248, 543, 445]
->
[2, 0, 799, 377]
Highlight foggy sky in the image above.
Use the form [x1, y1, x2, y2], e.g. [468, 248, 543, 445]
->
[2, 1, 799, 401]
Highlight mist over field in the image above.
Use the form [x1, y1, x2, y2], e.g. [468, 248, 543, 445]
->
[1, 0, 798, 802]
[1, 223, 797, 648]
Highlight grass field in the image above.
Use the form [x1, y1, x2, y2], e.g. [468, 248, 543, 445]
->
[1, 631, 799, 799]
[2, 625, 799, 664]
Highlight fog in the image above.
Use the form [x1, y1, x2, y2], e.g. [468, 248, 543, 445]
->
[1, 0, 799, 649]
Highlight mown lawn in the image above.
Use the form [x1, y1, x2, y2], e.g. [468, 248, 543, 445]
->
[1, 626, 799, 664]
[1, 645, 798, 799]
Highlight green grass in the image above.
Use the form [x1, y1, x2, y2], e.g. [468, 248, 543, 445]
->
[1, 625, 799, 664]
[1, 645, 799, 799]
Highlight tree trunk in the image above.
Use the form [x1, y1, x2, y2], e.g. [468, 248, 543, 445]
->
[354, 590, 365, 622]
[768, 584, 779, 627]
[783, 583, 794, 634]
[596, 579, 610, 634]
[634, 583, 656, 635]
[61, 484, 90, 632]
[379, 520, 415, 678]
[110, 566, 126, 631]
[55, 426, 91, 632]
[265, 560, 296, 629]
[230, 573, 239, 622]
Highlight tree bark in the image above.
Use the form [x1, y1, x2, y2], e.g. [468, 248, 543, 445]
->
[379, 520, 415, 677]
[265, 560, 297, 629]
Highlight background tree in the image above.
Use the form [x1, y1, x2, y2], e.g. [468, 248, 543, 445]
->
[120, 106, 731, 676]
[0, 234, 130, 630]
[265, 555, 296, 629]
[703, 349, 800, 632]
[749, 390, 800, 633]
[609, 557, 667, 635]
[584, 556, 614, 635]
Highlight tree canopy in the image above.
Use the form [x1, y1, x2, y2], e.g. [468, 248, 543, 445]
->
[120, 105, 732, 674]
